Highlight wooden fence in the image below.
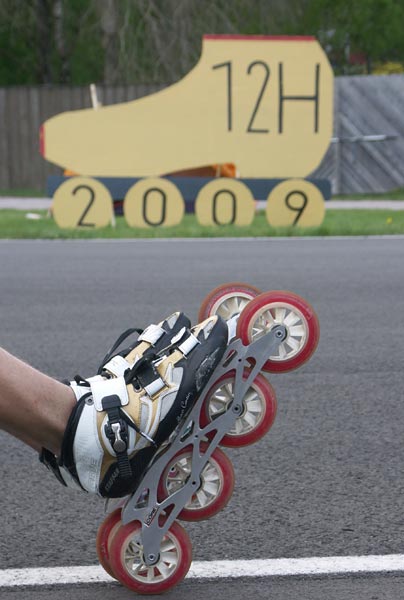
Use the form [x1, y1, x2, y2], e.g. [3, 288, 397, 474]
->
[1, 75, 404, 194]
[313, 74, 404, 194]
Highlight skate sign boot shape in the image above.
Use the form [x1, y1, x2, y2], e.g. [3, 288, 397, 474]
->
[41, 35, 333, 179]
[96, 283, 320, 594]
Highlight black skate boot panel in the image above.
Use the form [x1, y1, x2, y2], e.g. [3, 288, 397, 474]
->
[99, 445, 156, 497]
[58, 398, 88, 490]
[153, 316, 228, 446]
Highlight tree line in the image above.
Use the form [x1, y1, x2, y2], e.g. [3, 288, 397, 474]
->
[1, 0, 404, 85]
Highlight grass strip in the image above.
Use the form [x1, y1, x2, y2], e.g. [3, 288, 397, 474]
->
[0, 209, 404, 239]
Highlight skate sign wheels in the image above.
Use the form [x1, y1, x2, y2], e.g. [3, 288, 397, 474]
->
[265, 179, 326, 228]
[52, 176, 114, 229]
[41, 34, 333, 230]
[95, 283, 320, 594]
[49, 175, 328, 230]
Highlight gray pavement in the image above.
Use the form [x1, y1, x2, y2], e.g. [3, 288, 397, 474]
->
[1, 237, 404, 599]
[1, 196, 404, 210]
[0, 197, 52, 209]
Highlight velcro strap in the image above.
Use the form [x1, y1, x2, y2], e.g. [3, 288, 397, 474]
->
[103, 355, 131, 377]
[116, 453, 132, 479]
[91, 376, 129, 412]
[178, 332, 200, 356]
[69, 375, 103, 401]
[138, 323, 165, 345]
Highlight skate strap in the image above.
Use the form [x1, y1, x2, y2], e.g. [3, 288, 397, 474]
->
[102, 355, 132, 378]
[70, 374, 104, 401]
[160, 327, 200, 358]
[138, 323, 166, 345]
[102, 325, 167, 377]
[90, 377, 129, 412]
[97, 327, 143, 375]
[177, 332, 200, 356]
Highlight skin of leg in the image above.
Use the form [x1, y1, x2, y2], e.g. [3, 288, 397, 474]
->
[0, 348, 75, 455]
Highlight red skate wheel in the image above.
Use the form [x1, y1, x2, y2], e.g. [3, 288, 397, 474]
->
[237, 290, 320, 373]
[198, 282, 261, 322]
[201, 369, 277, 447]
[109, 519, 192, 595]
[157, 442, 235, 521]
[95, 507, 122, 579]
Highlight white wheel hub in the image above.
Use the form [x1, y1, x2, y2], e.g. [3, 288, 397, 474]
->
[248, 302, 307, 361]
[122, 531, 180, 583]
[209, 380, 264, 436]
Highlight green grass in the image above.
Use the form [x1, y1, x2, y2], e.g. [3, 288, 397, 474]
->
[1, 209, 404, 238]
[0, 188, 46, 197]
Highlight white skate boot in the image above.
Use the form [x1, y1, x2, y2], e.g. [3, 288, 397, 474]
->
[42, 315, 228, 498]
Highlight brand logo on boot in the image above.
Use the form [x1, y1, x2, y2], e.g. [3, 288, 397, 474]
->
[104, 467, 120, 492]
[177, 392, 192, 422]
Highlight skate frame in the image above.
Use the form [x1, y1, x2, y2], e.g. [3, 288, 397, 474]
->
[121, 325, 287, 566]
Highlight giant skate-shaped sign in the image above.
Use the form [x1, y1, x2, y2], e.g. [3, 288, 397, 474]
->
[42, 35, 333, 178]
[41, 35, 334, 229]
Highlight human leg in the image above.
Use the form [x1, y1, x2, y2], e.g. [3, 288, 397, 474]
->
[0, 347, 75, 455]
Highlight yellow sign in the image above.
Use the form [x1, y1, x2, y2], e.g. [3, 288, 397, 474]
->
[195, 178, 255, 226]
[265, 179, 325, 227]
[123, 178, 185, 228]
[52, 177, 114, 229]
[41, 35, 333, 179]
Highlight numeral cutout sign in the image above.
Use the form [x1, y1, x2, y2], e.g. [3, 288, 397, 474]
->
[52, 176, 325, 230]
[265, 179, 325, 227]
[52, 177, 114, 229]
[123, 178, 184, 228]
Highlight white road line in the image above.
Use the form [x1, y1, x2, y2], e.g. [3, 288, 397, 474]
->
[1, 555, 404, 587]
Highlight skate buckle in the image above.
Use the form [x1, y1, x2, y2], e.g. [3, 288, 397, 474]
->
[177, 332, 200, 357]
[103, 355, 131, 377]
[144, 376, 168, 399]
[111, 422, 127, 453]
[139, 323, 166, 345]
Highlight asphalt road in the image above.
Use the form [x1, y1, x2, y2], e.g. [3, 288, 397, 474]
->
[1, 237, 404, 599]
